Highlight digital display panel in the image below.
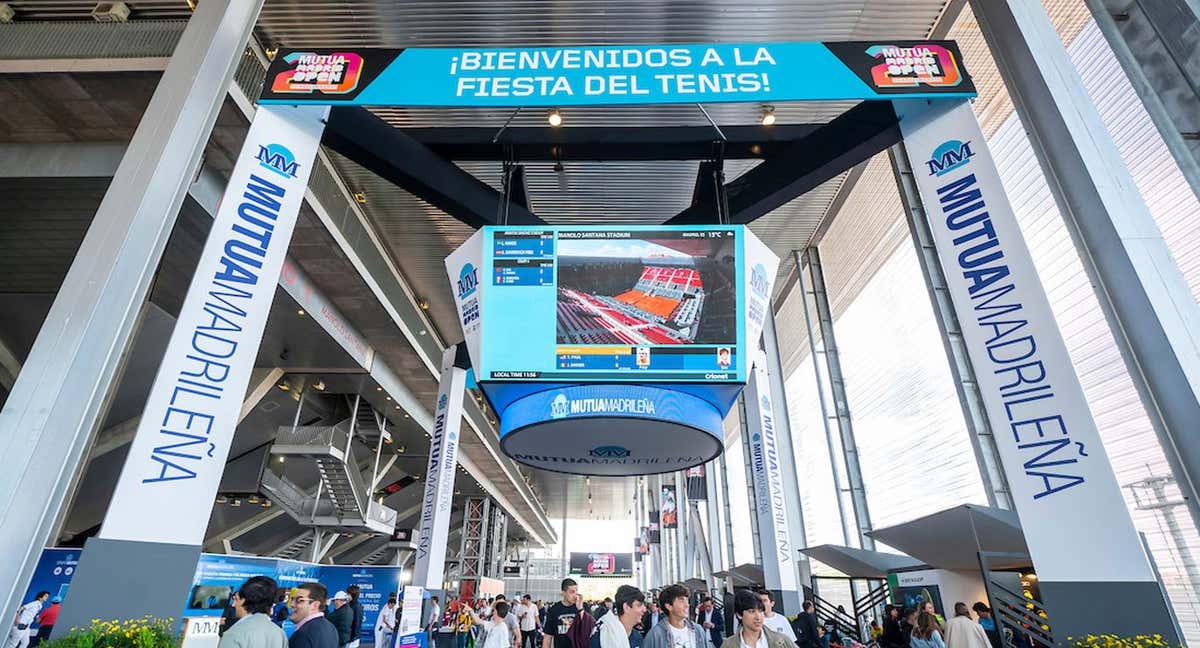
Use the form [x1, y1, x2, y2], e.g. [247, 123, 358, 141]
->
[481, 226, 744, 382]
[569, 552, 633, 577]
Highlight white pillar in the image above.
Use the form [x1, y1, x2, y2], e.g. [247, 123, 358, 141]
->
[0, 0, 267, 620]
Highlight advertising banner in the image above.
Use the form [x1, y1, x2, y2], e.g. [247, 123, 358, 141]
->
[412, 347, 468, 591]
[742, 229, 781, 357]
[638, 528, 650, 555]
[398, 586, 423, 635]
[321, 564, 403, 643]
[685, 465, 707, 500]
[260, 42, 975, 107]
[21, 548, 77, 605]
[648, 513, 661, 544]
[895, 99, 1157, 584]
[743, 357, 798, 597]
[568, 553, 633, 577]
[660, 485, 678, 529]
[100, 105, 330, 545]
[633, 538, 642, 563]
[445, 230, 484, 371]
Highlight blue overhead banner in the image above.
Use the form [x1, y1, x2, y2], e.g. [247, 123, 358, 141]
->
[259, 41, 976, 106]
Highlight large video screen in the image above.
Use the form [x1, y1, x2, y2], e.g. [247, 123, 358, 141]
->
[481, 226, 744, 383]
[569, 552, 633, 577]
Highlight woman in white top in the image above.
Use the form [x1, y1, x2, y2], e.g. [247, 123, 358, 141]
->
[942, 604, 991, 648]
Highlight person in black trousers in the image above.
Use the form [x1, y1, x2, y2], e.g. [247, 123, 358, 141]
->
[289, 583, 340, 648]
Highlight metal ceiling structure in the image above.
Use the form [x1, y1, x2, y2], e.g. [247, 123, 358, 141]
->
[1, 0, 966, 531]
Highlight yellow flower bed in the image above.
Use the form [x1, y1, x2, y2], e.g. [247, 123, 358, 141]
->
[39, 616, 178, 648]
[1068, 634, 1174, 648]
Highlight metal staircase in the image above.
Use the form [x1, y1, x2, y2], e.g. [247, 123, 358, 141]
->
[275, 531, 316, 560]
[266, 396, 398, 535]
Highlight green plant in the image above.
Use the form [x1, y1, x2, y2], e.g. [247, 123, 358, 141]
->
[40, 616, 179, 648]
[1068, 634, 1174, 648]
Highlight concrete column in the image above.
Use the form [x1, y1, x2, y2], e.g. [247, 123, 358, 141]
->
[762, 309, 813, 590]
[801, 248, 875, 550]
[971, 0, 1200, 535]
[0, 0, 264, 621]
[1084, 0, 1200, 201]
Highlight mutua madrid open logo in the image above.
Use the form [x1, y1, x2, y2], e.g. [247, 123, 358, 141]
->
[926, 140, 974, 177]
[550, 393, 569, 420]
[256, 143, 300, 180]
[590, 446, 631, 459]
[437, 394, 449, 412]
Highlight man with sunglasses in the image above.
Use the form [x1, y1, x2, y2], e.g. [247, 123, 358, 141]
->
[289, 583, 340, 648]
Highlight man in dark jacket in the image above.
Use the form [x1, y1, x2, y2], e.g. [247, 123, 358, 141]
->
[346, 586, 365, 648]
[694, 597, 724, 648]
[289, 583, 340, 648]
[879, 606, 906, 648]
[794, 601, 819, 648]
[326, 591, 355, 648]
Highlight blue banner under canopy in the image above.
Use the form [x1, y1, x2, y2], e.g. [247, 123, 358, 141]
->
[260, 41, 975, 107]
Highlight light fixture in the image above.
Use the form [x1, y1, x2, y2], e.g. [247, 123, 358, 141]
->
[386, 396, 392, 401]
[547, 109, 563, 127]
[395, 405, 401, 410]
[248, 495, 260, 504]
[418, 299, 430, 311]
[397, 445, 406, 454]
[277, 456, 286, 463]
[760, 105, 776, 126]
[216, 495, 228, 504]
[353, 191, 368, 204]
[313, 380, 325, 391]
[297, 309, 305, 316]
[277, 381, 290, 391]
[230, 498, 242, 507]
[376, 386, 382, 391]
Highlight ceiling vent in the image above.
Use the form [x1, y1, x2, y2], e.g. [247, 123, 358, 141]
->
[92, 2, 130, 22]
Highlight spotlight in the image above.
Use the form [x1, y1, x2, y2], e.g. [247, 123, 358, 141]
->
[277, 381, 290, 391]
[547, 109, 563, 127]
[312, 380, 325, 391]
[353, 191, 367, 204]
[297, 309, 306, 316]
[760, 105, 776, 126]
[277, 456, 285, 463]
[418, 298, 430, 311]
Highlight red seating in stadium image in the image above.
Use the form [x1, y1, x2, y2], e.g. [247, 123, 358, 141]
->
[556, 263, 706, 345]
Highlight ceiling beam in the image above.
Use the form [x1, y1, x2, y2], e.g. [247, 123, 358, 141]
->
[322, 107, 544, 228]
[401, 125, 820, 162]
[664, 101, 901, 225]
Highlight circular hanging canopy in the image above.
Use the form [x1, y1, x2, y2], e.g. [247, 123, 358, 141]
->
[498, 384, 723, 476]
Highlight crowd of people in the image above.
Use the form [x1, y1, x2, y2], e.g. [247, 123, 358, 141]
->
[872, 602, 998, 648]
[6, 577, 1004, 648]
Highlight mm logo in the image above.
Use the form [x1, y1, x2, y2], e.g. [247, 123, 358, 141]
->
[437, 394, 449, 411]
[750, 263, 769, 298]
[590, 445, 631, 458]
[458, 264, 479, 299]
[760, 395, 771, 411]
[550, 394, 569, 420]
[926, 140, 974, 176]
[256, 143, 300, 179]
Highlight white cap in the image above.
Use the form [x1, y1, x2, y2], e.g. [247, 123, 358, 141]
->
[333, 591, 350, 601]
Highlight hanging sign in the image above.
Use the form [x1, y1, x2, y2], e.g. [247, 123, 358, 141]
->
[100, 105, 329, 545]
[661, 485, 678, 529]
[895, 98, 1155, 584]
[743, 357, 798, 596]
[685, 465, 708, 500]
[260, 42, 975, 107]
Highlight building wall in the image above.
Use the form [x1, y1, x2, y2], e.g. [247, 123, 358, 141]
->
[781, 18, 1200, 642]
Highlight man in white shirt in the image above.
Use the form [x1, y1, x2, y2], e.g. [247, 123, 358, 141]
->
[427, 596, 442, 645]
[376, 597, 398, 648]
[5, 591, 48, 648]
[755, 592, 795, 644]
[518, 595, 538, 648]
